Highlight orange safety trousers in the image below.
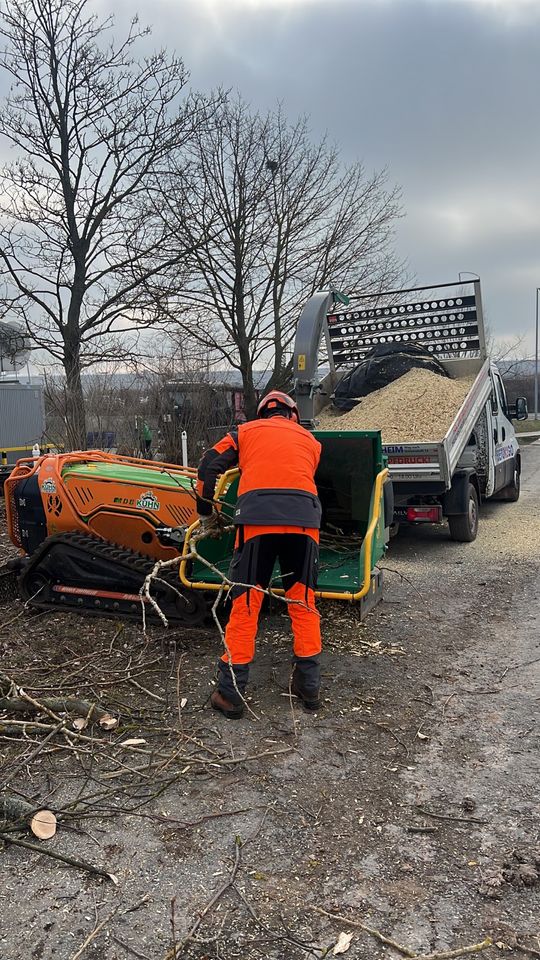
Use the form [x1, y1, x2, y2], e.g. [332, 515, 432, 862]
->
[222, 525, 321, 665]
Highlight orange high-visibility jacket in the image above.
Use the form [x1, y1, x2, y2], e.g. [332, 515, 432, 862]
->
[197, 417, 322, 528]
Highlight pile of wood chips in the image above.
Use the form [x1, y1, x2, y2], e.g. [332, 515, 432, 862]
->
[316, 367, 475, 443]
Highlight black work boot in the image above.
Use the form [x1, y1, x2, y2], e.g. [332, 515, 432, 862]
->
[291, 656, 321, 711]
[211, 660, 249, 720]
[210, 689, 244, 720]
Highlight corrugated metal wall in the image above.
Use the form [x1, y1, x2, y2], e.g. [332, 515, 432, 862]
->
[0, 382, 45, 460]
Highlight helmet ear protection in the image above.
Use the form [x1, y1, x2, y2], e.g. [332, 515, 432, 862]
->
[257, 391, 299, 423]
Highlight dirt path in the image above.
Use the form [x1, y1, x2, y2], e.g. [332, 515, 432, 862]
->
[0, 449, 539, 960]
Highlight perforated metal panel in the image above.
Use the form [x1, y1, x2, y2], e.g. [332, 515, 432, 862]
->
[326, 282, 486, 369]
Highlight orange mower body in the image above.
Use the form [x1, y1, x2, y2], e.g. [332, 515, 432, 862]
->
[5, 450, 198, 561]
[3, 451, 207, 624]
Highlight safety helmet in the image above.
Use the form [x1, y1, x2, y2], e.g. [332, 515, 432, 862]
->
[256, 390, 299, 422]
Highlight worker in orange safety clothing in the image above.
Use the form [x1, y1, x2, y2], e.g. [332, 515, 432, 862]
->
[196, 390, 322, 720]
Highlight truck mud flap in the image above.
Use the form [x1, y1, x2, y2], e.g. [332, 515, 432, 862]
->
[442, 469, 478, 516]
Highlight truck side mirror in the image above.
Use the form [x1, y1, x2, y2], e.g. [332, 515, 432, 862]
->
[513, 397, 528, 421]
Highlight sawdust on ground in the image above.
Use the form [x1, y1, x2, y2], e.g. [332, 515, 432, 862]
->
[316, 367, 475, 443]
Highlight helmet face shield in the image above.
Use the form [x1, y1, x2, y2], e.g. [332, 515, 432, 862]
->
[257, 390, 299, 422]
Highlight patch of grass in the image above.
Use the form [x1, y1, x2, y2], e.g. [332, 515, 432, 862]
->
[514, 418, 540, 434]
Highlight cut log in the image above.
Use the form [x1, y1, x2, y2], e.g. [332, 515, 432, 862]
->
[30, 809, 57, 840]
[0, 696, 117, 728]
[1, 796, 57, 840]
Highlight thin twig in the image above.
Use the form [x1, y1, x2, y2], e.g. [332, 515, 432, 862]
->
[127, 675, 164, 702]
[111, 937, 152, 960]
[163, 837, 243, 958]
[419, 940, 492, 960]
[0, 832, 118, 882]
[314, 908, 492, 960]
[288, 666, 299, 742]
[69, 905, 120, 960]
[1, 720, 66, 789]
[416, 807, 488, 826]
[170, 896, 178, 960]
[313, 907, 417, 957]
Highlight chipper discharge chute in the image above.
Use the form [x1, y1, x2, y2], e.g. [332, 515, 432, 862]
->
[3, 450, 207, 623]
[180, 430, 392, 616]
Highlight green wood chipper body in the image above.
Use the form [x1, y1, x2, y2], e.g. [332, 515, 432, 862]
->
[180, 430, 392, 616]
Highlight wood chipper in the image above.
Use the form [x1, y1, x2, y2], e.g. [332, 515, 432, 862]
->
[2, 435, 391, 623]
[180, 429, 391, 618]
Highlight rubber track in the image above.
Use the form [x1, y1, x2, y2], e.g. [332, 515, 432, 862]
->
[0, 567, 19, 603]
[18, 531, 209, 626]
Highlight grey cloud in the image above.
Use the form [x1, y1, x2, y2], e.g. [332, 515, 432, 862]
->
[19, 0, 540, 350]
[116, 0, 540, 351]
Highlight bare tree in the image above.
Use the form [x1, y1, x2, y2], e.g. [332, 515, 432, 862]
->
[159, 98, 405, 418]
[43, 366, 140, 451]
[0, 0, 205, 448]
[486, 330, 527, 376]
[135, 339, 237, 463]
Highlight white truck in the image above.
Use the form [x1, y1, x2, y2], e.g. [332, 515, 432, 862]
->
[293, 279, 528, 542]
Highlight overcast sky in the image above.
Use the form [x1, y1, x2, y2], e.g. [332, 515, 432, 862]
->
[94, 0, 540, 355]
[99, 0, 540, 355]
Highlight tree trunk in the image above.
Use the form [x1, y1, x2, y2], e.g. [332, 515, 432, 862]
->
[63, 272, 87, 450]
[238, 345, 258, 420]
[233, 253, 259, 420]
[242, 376, 258, 420]
[63, 346, 86, 450]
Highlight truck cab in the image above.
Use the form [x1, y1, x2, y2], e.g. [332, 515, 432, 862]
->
[486, 363, 525, 498]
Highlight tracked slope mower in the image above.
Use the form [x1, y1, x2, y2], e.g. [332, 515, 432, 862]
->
[3, 451, 207, 624]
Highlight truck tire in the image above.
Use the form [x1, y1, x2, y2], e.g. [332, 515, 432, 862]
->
[496, 461, 520, 503]
[448, 483, 479, 542]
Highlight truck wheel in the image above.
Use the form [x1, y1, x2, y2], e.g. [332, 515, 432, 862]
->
[497, 463, 520, 503]
[448, 484, 479, 542]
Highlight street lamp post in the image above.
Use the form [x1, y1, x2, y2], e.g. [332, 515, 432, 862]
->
[534, 287, 540, 420]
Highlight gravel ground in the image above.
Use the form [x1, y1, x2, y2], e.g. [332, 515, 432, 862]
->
[0, 447, 539, 960]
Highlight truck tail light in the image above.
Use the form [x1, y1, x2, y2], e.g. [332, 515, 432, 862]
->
[406, 505, 442, 523]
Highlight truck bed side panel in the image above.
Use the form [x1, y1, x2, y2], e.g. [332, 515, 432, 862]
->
[445, 361, 492, 478]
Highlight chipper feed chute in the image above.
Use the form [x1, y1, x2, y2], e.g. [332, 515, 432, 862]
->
[180, 430, 392, 617]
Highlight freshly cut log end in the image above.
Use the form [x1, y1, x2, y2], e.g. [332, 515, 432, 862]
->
[30, 809, 57, 840]
[1, 796, 57, 839]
